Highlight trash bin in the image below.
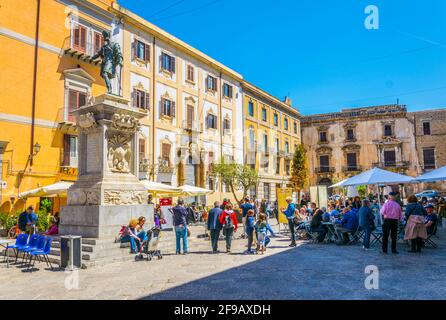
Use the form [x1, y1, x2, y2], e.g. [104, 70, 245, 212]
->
[60, 235, 82, 270]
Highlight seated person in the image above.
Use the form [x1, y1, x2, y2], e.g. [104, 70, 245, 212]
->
[310, 209, 328, 243]
[121, 218, 148, 254]
[43, 217, 59, 236]
[334, 206, 359, 245]
[321, 207, 330, 222]
[425, 204, 438, 235]
[328, 204, 340, 219]
[295, 207, 308, 230]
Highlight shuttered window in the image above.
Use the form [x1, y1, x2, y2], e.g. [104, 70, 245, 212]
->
[161, 53, 175, 73]
[72, 23, 87, 52]
[206, 76, 217, 92]
[186, 65, 194, 82]
[93, 31, 104, 54]
[139, 139, 146, 161]
[223, 83, 233, 98]
[206, 114, 217, 129]
[423, 148, 435, 170]
[133, 89, 150, 110]
[132, 40, 150, 63]
[63, 135, 78, 167]
[67, 89, 87, 122]
[161, 143, 171, 165]
[161, 98, 175, 117]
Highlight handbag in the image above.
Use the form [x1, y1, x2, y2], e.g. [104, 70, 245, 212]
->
[187, 227, 191, 237]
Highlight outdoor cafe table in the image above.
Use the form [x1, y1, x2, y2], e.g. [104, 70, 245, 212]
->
[322, 222, 337, 243]
[0, 239, 14, 268]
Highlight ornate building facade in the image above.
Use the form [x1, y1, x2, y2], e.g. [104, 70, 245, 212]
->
[301, 105, 419, 193]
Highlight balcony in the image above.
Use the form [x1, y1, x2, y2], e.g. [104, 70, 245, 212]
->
[315, 166, 335, 174]
[182, 120, 202, 133]
[63, 36, 101, 65]
[372, 161, 410, 169]
[342, 165, 362, 173]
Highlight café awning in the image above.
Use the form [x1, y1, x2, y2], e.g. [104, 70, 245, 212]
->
[19, 181, 74, 198]
[330, 168, 414, 187]
[140, 180, 182, 197]
[414, 166, 446, 183]
[178, 185, 214, 197]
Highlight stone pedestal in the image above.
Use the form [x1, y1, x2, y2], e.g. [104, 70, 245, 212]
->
[60, 94, 151, 238]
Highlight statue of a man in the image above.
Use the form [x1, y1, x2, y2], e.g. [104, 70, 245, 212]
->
[91, 31, 123, 94]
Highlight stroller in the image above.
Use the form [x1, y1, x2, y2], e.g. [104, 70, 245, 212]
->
[135, 227, 163, 261]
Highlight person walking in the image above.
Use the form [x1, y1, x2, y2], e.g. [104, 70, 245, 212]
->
[255, 213, 268, 254]
[170, 198, 189, 255]
[207, 201, 223, 253]
[358, 199, 375, 250]
[244, 209, 256, 254]
[281, 197, 296, 247]
[404, 195, 427, 253]
[380, 192, 403, 254]
[219, 203, 238, 253]
[240, 197, 253, 238]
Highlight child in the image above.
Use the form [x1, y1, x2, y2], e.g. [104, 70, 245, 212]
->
[219, 203, 238, 253]
[255, 213, 268, 254]
[245, 209, 256, 254]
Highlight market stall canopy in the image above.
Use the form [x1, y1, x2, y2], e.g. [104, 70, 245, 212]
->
[178, 185, 214, 197]
[330, 167, 414, 187]
[413, 166, 446, 183]
[140, 180, 182, 197]
[329, 179, 349, 188]
[19, 181, 74, 198]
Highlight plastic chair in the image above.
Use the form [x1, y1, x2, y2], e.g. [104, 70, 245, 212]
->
[4, 233, 29, 263]
[22, 235, 46, 265]
[17, 234, 41, 263]
[28, 237, 53, 271]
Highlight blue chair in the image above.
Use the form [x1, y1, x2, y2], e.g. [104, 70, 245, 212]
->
[28, 237, 53, 271]
[22, 235, 46, 266]
[17, 234, 41, 263]
[4, 233, 29, 263]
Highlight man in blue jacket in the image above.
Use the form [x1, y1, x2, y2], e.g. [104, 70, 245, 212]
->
[281, 197, 296, 247]
[335, 206, 359, 245]
[207, 201, 223, 253]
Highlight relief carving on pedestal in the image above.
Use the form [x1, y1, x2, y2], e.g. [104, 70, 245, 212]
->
[103, 190, 146, 205]
[107, 133, 132, 173]
[112, 113, 140, 132]
[67, 190, 99, 206]
[77, 112, 97, 132]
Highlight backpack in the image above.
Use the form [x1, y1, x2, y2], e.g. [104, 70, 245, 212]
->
[224, 213, 234, 230]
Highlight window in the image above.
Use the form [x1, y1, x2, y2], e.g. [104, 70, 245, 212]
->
[62, 135, 78, 167]
[384, 124, 393, 137]
[347, 129, 355, 141]
[276, 138, 280, 153]
[206, 76, 217, 92]
[423, 148, 436, 170]
[223, 83, 233, 98]
[161, 143, 171, 166]
[248, 126, 255, 151]
[423, 122, 431, 135]
[261, 156, 269, 170]
[285, 141, 289, 154]
[186, 105, 194, 129]
[248, 101, 254, 117]
[276, 158, 280, 174]
[263, 134, 268, 152]
[383, 150, 396, 166]
[132, 40, 150, 63]
[208, 151, 214, 171]
[261, 108, 267, 122]
[284, 118, 289, 130]
[93, 31, 104, 55]
[285, 160, 291, 175]
[132, 89, 149, 110]
[67, 89, 87, 122]
[206, 114, 217, 129]
[139, 138, 146, 161]
[294, 122, 297, 134]
[273, 113, 278, 126]
[161, 97, 175, 117]
[223, 118, 231, 131]
[186, 65, 195, 83]
[346, 153, 357, 170]
[263, 183, 270, 201]
[319, 155, 330, 172]
[161, 52, 175, 73]
[319, 131, 328, 143]
[72, 23, 87, 53]
[208, 177, 215, 191]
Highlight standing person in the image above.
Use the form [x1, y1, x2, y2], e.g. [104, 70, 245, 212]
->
[255, 213, 268, 254]
[170, 198, 189, 255]
[380, 192, 403, 254]
[308, 202, 317, 216]
[240, 197, 253, 237]
[281, 197, 296, 247]
[18, 206, 38, 235]
[300, 194, 308, 207]
[244, 209, 256, 254]
[219, 203, 238, 253]
[404, 195, 427, 253]
[352, 196, 362, 210]
[358, 199, 375, 250]
[207, 201, 223, 253]
[253, 196, 260, 217]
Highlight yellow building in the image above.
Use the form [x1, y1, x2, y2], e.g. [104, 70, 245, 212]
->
[109, 3, 245, 205]
[242, 82, 301, 202]
[0, 0, 113, 213]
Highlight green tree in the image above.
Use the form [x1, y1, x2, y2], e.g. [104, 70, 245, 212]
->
[289, 144, 309, 201]
[211, 158, 259, 204]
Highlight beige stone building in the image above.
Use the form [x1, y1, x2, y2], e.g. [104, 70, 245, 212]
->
[409, 109, 446, 192]
[301, 105, 418, 193]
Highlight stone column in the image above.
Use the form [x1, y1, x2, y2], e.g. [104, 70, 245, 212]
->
[60, 94, 151, 239]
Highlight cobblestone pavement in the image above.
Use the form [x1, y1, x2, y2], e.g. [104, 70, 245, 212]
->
[1, 222, 445, 300]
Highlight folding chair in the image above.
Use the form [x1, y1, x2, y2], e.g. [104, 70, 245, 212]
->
[347, 226, 364, 245]
[424, 223, 438, 249]
[304, 223, 321, 243]
[370, 227, 383, 248]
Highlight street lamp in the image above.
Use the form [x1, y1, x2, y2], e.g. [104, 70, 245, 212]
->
[33, 142, 41, 156]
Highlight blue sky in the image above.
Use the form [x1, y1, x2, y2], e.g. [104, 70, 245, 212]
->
[118, 0, 446, 115]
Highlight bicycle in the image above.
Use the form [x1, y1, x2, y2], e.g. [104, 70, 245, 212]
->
[7, 224, 20, 239]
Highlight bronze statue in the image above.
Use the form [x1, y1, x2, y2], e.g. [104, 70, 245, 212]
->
[91, 31, 123, 95]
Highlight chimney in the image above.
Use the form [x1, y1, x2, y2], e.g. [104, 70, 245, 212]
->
[284, 96, 292, 106]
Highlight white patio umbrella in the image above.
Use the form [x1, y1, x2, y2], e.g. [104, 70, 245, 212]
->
[414, 165, 446, 182]
[140, 180, 182, 197]
[178, 185, 214, 197]
[19, 181, 74, 198]
[329, 179, 349, 189]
